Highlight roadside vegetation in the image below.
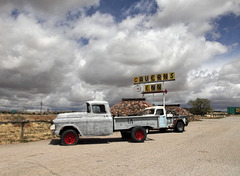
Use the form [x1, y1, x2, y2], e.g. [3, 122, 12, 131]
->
[188, 98, 213, 116]
[0, 114, 56, 145]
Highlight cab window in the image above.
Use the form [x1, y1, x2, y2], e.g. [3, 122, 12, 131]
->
[156, 109, 164, 115]
[92, 105, 106, 114]
[144, 109, 155, 115]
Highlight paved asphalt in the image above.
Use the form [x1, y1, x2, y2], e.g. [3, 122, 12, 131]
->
[0, 116, 240, 176]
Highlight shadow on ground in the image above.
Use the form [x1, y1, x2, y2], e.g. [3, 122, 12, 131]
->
[49, 130, 181, 146]
[49, 137, 130, 146]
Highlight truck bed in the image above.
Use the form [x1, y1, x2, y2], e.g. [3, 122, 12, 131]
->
[113, 115, 159, 131]
[166, 115, 188, 127]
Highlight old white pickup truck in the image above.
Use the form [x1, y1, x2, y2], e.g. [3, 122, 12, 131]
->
[50, 101, 188, 145]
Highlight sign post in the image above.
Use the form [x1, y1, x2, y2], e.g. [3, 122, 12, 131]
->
[133, 72, 174, 107]
[163, 82, 165, 108]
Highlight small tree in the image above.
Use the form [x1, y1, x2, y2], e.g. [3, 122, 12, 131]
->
[188, 98, 213, 116]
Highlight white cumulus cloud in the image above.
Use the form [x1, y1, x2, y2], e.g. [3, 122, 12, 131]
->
[0, 0, 239, 111]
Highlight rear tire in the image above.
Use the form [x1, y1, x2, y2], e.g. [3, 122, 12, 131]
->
[131, 127, 146, 142]
[61, 129, 79, 145]
[175, 121, 184, 133]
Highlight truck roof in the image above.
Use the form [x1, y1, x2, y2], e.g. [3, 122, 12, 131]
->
[86, 101, 109, 105]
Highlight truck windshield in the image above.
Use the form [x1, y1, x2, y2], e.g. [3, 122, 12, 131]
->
[144, 109, 155, 115]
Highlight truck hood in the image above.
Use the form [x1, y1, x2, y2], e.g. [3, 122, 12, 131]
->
[55, 112, 87, 119]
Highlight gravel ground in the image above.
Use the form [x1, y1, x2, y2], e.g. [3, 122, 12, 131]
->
[0, 116, 240, 176]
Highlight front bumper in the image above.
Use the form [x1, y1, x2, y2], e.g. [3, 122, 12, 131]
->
[50, 124, 60, 135]
[50, 124, 55, 131]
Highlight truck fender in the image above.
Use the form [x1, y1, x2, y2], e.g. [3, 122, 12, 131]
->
[174, 120, 185, 132]
[172, 119, 184, 128]
[185, 118, 189, 126]
[59, 124, 82, 136]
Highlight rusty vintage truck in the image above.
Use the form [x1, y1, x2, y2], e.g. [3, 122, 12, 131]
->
[50, 101, 188, 145]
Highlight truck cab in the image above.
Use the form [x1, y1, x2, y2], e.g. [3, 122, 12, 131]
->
[143, 106, 188, 131]
[86, 101, 111, 116]
[84, 101, 113, 136]
[143, 106, 166, 116]
[52, 101, 113, 140]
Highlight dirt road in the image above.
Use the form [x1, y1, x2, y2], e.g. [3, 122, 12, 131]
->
[0, 116, 240, 176]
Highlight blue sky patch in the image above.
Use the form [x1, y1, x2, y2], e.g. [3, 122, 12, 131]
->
[216, 13, 240, 46]
[86, 0, 158, 22]
[207, 13, 240, 47]
[11, 9, 20, 18]
[78, 37, 89, 46]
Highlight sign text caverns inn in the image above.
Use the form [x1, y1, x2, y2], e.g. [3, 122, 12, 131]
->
[133, 72, 175, 93]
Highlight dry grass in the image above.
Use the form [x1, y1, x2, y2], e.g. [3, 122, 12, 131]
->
[0, 114, 57, 145]
[188, 114, 228, 122]
[0, 113, 56, 122]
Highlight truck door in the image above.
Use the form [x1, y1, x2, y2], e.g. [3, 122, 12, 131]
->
[156, 109, 168, 128]
[87, 104, 113, 136]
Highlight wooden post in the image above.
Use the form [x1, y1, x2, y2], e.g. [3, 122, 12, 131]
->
[20, 121, 29, 140]
[20, 122, 25, 140]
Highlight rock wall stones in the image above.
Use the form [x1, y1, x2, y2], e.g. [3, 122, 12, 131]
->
[111, 99, 152, 116]
[165, 106, 191, 116]
[111, 98, 191, 117]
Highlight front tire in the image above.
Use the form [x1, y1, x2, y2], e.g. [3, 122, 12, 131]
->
[61, 129, 79, 145]
[131, 127, 146, 142]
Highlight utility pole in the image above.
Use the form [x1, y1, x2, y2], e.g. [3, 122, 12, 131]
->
[40, 101, 43, 114]
[22, 106, 26, 112]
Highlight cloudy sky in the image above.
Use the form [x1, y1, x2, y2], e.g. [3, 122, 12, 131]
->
[0, 0, 240, 111]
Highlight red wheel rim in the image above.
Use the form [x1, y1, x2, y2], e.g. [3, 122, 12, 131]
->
[135, 129, 144, 140]
[64, 132, 76, 144]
